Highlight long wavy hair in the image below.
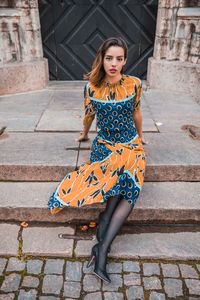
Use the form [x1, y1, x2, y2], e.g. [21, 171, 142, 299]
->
[83, 37, 128, 87]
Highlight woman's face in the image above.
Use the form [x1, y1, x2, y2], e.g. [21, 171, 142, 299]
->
[103, 46, 127, 79]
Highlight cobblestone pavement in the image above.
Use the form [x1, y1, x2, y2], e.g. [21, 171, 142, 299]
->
[0, 256, 200, 300]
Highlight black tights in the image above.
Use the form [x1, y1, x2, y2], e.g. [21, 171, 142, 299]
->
[101, 196, 134, 251]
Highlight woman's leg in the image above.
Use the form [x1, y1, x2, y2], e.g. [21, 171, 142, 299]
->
[98, 198, 134, 257]
[102, 198, 133, 250]
[96, 195, 122, 242]
[101, 195, 122, 221]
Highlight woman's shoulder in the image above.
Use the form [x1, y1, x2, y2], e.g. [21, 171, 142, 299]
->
[124, 74, 142, 88]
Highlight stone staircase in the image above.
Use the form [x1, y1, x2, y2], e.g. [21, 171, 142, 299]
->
[0, 83, 200, 224]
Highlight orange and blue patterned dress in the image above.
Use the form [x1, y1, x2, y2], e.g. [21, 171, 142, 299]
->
[48, 74, 146, 215]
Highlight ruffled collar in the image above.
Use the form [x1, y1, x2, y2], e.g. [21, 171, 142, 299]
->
[104, 74, 125, 87]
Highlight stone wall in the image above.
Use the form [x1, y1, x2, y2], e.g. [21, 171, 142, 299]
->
[0, 0, 48, 95]
[148, 0, 200, 100]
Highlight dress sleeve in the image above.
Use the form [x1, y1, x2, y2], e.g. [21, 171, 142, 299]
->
[134, 78, 142, 111]
[83, 83, 96, 126]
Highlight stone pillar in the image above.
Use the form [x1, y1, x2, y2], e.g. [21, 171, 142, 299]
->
[0, 0, 48, 95]
[147, 0, 200, 101]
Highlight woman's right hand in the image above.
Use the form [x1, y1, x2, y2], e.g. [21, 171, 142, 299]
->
[76, 132, 89, 142]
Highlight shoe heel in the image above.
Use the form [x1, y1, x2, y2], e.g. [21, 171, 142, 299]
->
[87, 254, 95, 268]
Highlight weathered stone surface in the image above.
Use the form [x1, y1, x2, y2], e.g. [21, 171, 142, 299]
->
[83, 274, 101, 292]
[179, 263, 199, 278]
[149, 292, 166, 300]
[104, 292, 124, 300]
[0, 224, 19, 255]
[107, 262, 122, 274]
[6, 257, 26, 272]
[63, 281, 81, 298]
[22, 275, 40, 288]
[44, 259, 65, 275]
[75, 232, 200, 260]
[0, 90, 51, 131]
[185, 279, 200, 295]
[123, 261, 140, 273]
[0, 294, 15, 300]
[143, 263, 160, 276]
[161, 263, 180, 278]
[164, 278, 183, 297]
[196, 264, 200, 272]
[0, 273, 21, 292]
[18, 289, 37, 300]
[39, 297, 59, 300]
[126, 286, 144, 300]
[143, 276, 162, 290]
[22, 226, 74, 257]
[84, 292, 102, 300]
[2, 181, 200, 223]
[27, 259, 43, 274]
[65, 261, 82, 281]
[42, 275, 63, 295]
[102, 274, 123, 292]
[124, 273, 141, 286]
[0, 258, 7, 274]
[0, 132, 78, 167]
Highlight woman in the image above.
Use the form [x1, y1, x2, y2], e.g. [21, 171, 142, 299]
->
[48, 37, 146, 283]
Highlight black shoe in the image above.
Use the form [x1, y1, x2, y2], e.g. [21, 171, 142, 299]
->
[96, 212, 111, 252]
[86, 243, 111, 283]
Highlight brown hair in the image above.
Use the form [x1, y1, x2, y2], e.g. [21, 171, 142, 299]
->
[83, 37, 128, 87]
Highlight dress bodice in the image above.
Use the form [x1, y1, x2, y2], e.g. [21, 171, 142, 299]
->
[83, 74, 142, 144]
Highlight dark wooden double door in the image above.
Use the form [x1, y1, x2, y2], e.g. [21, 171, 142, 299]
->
[39, 0, 158, 80]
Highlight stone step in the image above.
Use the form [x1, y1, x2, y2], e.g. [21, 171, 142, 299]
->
[0, 181, 200, 223]
[2, 223, 200, 259]
[0, 132, 200, 181]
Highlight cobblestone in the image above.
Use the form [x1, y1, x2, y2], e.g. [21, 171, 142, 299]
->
[102, 274, 123, 292]
[84, 292, 102, 300]
[6, 257, 26, 272]
[149, 291, 166, 300]
[22, 275, 40, 288]
[44, 259, 64, 274]
[0, 294, 15, 300]
[143, 276, 162, 290]
[163, 278, 183, 297]
[0, 273, 21, 292]
[143, 263, 160, 276]
[107, 262, 122, 273]
[123, 261, 140, 272]
[83, 274, 101, 292]
[0, 258, 7, 275]
[179, 263, 199, 278]
[18, 289, 37, 300]
[161, 263, 180, 278]
[27, 259, 43, 274]
[185, 279, 200, 295]
[65, 261, 82, 281]
[42, 274, 63, 295]
[126, 286, 144, 300]
[124, 272, 141, 286]
[104, 292, 124, 300]
[63, 281, 81, 298]
[0, 256, 199, 299]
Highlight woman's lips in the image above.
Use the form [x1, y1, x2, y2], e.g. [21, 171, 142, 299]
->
[109, 69, 117, 72]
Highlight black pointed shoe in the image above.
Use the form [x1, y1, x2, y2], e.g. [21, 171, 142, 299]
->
[87, 243, 111, 284]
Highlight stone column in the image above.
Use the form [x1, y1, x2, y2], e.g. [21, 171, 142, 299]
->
[0, 0, 48, 95]
[147, 0, 200, 100]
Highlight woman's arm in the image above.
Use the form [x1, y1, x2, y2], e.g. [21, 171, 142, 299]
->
[133, 107, 148, 144]
[77, 117, 94, 142]
[133, 107, 143, 139]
